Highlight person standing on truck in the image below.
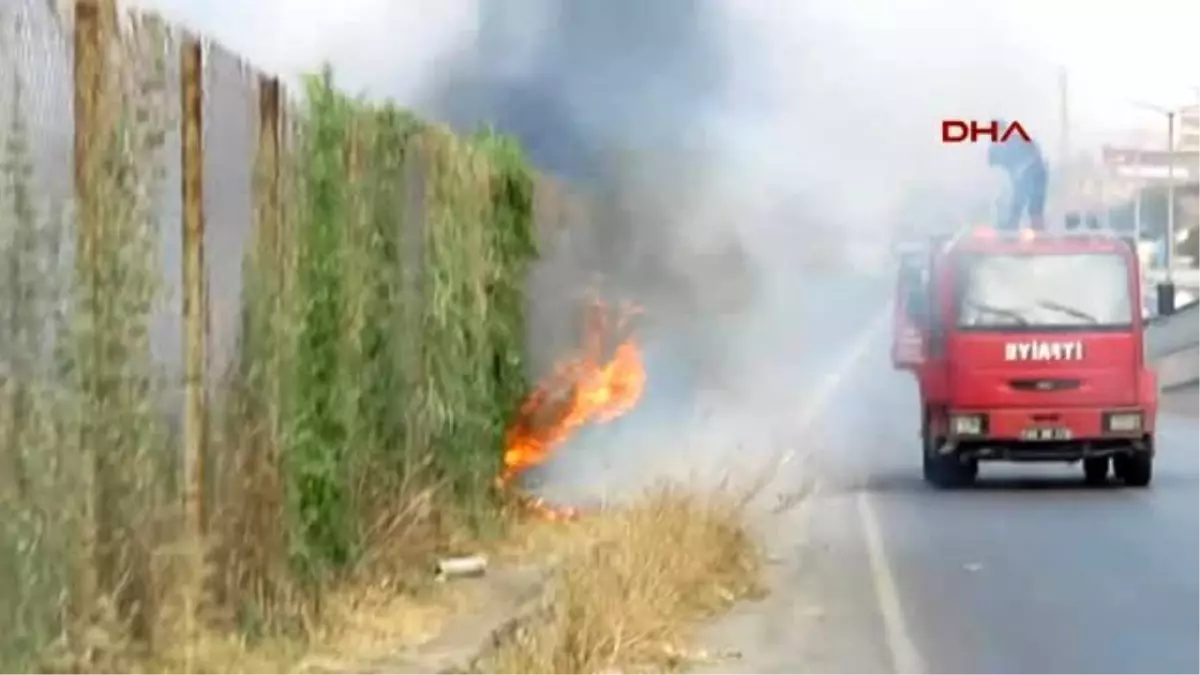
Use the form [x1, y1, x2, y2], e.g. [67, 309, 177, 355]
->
[987, 120, 1048, 231]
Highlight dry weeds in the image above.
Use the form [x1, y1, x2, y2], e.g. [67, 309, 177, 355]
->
[103, 583, 471, 675]
[479, 485, 764, 675]
[45, 563, 477, 674]
[30, 481, 763, 674]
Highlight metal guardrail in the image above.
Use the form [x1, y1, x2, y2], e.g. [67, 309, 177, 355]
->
[1144, 268, 1200, 289]
[1146, 300, 1200, 391]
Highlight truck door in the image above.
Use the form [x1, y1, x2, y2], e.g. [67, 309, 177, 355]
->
[892, 256, 928, 370]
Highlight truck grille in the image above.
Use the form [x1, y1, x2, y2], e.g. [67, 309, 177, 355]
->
[1008, 378, 1081, 392]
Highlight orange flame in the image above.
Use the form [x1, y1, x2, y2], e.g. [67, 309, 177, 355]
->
[498, 298, 647, 505]
[510, 492, 580, 522]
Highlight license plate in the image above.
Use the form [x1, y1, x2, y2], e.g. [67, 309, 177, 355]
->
[1020, 427, 1072, 441]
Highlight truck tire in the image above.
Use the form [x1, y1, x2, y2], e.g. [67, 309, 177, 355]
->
[922, 432, 977, 488]
[921, 451, 939, 485]
[1117, 453, 1153, 487]
[1114, 437, 1154, 488]
[1083, 457, 1109, 485]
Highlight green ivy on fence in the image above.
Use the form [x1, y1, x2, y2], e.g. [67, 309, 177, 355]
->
[263, 69, 542, 578]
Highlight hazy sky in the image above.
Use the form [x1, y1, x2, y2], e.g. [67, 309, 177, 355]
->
[129, 0, 1198, 144]
[107, 0, 1198, 244]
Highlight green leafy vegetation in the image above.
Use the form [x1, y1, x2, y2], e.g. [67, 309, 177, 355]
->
[0, 7, 542, 668]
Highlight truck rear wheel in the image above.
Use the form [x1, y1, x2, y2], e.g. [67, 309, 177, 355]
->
[1083, 457, 1109, 485]
[1115, 453, 1153, 487]
[1113, 437, 1154, 488]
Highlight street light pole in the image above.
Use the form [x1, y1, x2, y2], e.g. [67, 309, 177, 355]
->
[1134, 148, 1142, 246]
[1121, 92, 1196, 313]
[1059, 67, 1070, 225]
[1167, 110, 1176, 279]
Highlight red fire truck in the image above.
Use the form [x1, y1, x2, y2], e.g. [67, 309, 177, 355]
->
[892, 227, 1176, 488]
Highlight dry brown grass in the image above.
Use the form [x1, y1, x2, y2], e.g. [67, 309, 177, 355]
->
[221, 494, 501, 672]
[139, 582, 474, 675]
[29, 481, 762, 675]
[479, 485, 764, 675]
[30, 483, 489, 674]
[93, 490, 556, 674]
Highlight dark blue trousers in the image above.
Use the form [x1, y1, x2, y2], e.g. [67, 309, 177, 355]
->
[999, 161, 1047, 231]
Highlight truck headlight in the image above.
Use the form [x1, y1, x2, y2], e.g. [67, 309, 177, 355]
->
[1105, 412, 1143, 433]
[951, 414, 986, 436]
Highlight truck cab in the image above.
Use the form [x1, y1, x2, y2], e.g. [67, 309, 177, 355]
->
[895, 226, 1172, 488]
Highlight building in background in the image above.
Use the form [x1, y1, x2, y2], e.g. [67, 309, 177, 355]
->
[1100, 144, 1198, 253]
[1178, 104, 1199, 152]
[1081, 104, 1200, 308]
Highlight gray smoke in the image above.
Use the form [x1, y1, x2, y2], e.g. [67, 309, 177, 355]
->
[413, 0, 1062, 505]
[426, 0, 725, 182]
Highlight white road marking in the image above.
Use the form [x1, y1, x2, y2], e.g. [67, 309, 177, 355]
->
[782, 307, 894, 468]
[858, 491, 927, 674]
[794, 307, 892, 433]
[753, 302, 897, 511]
[777, 301, 928, 674]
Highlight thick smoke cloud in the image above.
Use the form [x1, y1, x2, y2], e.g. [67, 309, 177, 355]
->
[426, 0, 726, 183]
[424, 0, 753, 391]
[416, 1, 1063, 504]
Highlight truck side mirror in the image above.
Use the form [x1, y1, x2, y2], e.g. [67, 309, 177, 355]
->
[1156, 282, 1176, 317]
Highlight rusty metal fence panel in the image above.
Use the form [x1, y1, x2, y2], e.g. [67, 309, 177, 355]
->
[131, 15, 185, 422]
[0, 0, 76, 380]
[0, 2, 77, 662]
[201, 41, 255, 388]
[0, 0, 75, 213]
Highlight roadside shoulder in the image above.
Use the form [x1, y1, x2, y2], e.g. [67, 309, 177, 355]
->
[1161, 384, 1198, 418]
[692, 493, 894, 674]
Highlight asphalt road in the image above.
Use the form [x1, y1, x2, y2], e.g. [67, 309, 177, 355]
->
[697, 324, 1199, 674]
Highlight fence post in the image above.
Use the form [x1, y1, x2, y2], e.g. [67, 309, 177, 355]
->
[257, 76, 280, 266]
[275, 86, 289, 294]
[179, 33, 208, 622]
[71, 0, 111, 625]
[254, 75, 281, 444]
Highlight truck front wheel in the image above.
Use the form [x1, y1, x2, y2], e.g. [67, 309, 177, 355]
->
[922, 434, 977, 488]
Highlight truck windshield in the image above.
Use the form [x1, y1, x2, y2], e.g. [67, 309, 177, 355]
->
[955, 252, 1133, 330]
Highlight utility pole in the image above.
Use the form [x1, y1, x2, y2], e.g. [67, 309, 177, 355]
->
[1059, 68, 1070, 224]
[1166, 110, 1176, 277]
[1134, 147, 1143, 246]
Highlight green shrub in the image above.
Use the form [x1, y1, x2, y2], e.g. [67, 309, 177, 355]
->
[267, 69, 542, 578]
